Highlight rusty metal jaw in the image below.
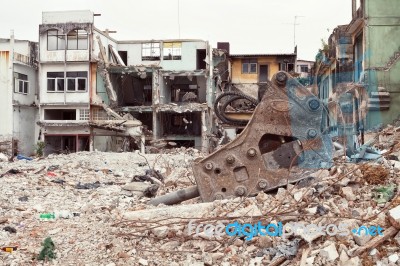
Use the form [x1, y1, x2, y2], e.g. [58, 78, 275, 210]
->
[193, 72, 334, 202]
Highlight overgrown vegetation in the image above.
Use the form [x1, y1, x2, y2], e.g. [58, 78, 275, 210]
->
[315, 38, 330, 62]
[35, 141, 45, 157]
[38, 237, 56, 261]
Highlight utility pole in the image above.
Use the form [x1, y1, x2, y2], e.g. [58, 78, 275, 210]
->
[177, 0, 181, 38]
[293, 15, 304, 48]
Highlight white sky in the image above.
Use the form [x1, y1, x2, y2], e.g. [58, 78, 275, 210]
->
[0, 0, 352, 61]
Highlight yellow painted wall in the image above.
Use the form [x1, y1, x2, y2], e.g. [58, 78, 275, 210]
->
[231, 56, 280, 83]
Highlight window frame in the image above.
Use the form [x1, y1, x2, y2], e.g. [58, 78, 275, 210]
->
[67, 29, 88, 50]
[14, 73, 29, 95]
[279, 63, 295, 72]
[79, 109, 90, 120]
[241, 59, 257, 74]
[15, 80, 29, 95]
[47, 29, 65, 51]
[47, 71, 88, 93]
[142, 42, 161, 61]
[163, 42, 182, 60]
[300, 65, 309, 73]
[47, 72, 64, 92]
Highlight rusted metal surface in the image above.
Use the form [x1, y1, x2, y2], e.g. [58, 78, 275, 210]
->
[0, 51, 9, 62]
[192, 71, 333, 202]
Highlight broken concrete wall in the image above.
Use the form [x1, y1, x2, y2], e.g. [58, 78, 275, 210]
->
[212, 48, 229, 97]
[231, 83, 259, 100]
[0, 135, 13, 157]
[111, 73, 153, 106]
[92, 29, 118, 63]
[92, 66, 110, 105]
[12, 106, 38, 156]
[160, 75, 206, 104]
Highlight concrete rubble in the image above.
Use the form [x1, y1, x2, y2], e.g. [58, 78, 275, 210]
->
[0, 125, 400, 265]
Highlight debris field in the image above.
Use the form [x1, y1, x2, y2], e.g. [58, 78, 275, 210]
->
[1, 126, 400, 265]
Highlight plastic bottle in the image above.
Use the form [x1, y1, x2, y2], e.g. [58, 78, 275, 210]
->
[39, 211, 79, 220]
[39, 213, 55, 220]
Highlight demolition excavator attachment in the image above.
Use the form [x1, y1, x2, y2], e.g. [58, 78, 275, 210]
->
[149, 71, 334, 205]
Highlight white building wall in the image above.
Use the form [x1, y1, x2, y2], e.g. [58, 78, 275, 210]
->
[39, 63, 90, 104]
[0, 39, 38, 155]
[117, 41, 207, 71]
[0, 41, 31, 57]
[13, 64, 37, 105]
[42, 10, 94, 24]
[43, 126, 90, 135]
[0, 50, 13, 136]
[296, 60, 314, 78]
[162, 41, 207, 71]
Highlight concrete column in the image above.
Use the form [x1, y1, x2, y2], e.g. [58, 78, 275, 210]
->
[152, 111, 160, 138]
[352, 0, 357, 18]
[140, 134, 145, 154]
[201, 111, 207, 153]
[89, 128, 94, 151]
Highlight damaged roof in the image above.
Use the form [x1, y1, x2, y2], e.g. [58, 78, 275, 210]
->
[230, 53, 296, 58]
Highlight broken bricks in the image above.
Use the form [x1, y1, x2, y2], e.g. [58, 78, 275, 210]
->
[389, 204, 400, 229]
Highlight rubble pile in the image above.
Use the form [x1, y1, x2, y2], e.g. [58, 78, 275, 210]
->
[0, 127, 400, 265]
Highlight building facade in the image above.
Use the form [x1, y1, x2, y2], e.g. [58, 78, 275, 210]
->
[214, 50, 297, 141]
[315, 0, 400, 131]
[296, 59, 314, 86]
[37, 10, 217, 155]
[229, 52, 297, 98]
[0, 33, 38, 157]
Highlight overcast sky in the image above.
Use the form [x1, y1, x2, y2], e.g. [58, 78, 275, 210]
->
[0, 0, 352, 61]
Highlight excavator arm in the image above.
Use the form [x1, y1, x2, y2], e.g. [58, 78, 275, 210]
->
[150, 71, 334, 205]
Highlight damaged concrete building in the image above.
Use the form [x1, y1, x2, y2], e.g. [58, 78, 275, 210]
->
[36, 10, 218, 155]
[315, 0, 400, 131]
[38, 10, 144, 155]
[110, 39, 215, 152]
[0, 33, 38, 157]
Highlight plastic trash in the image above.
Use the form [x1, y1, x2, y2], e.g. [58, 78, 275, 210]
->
[16, 154, 32, 161]
[1, 246, 17, 253]
[39, 211, 80, 220]
[75, 181, 101, 189]
[39, 213, 55, 220]
[373, 184, 396, 204]
[47, 165, 60, 171]
[3, 226, 16, 233]
[51, 179, 65, 184]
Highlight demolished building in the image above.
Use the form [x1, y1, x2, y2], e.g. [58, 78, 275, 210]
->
[35, 10, 222, 155]
[1, 10, 302, 156]
[37, 10, 144, 155]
